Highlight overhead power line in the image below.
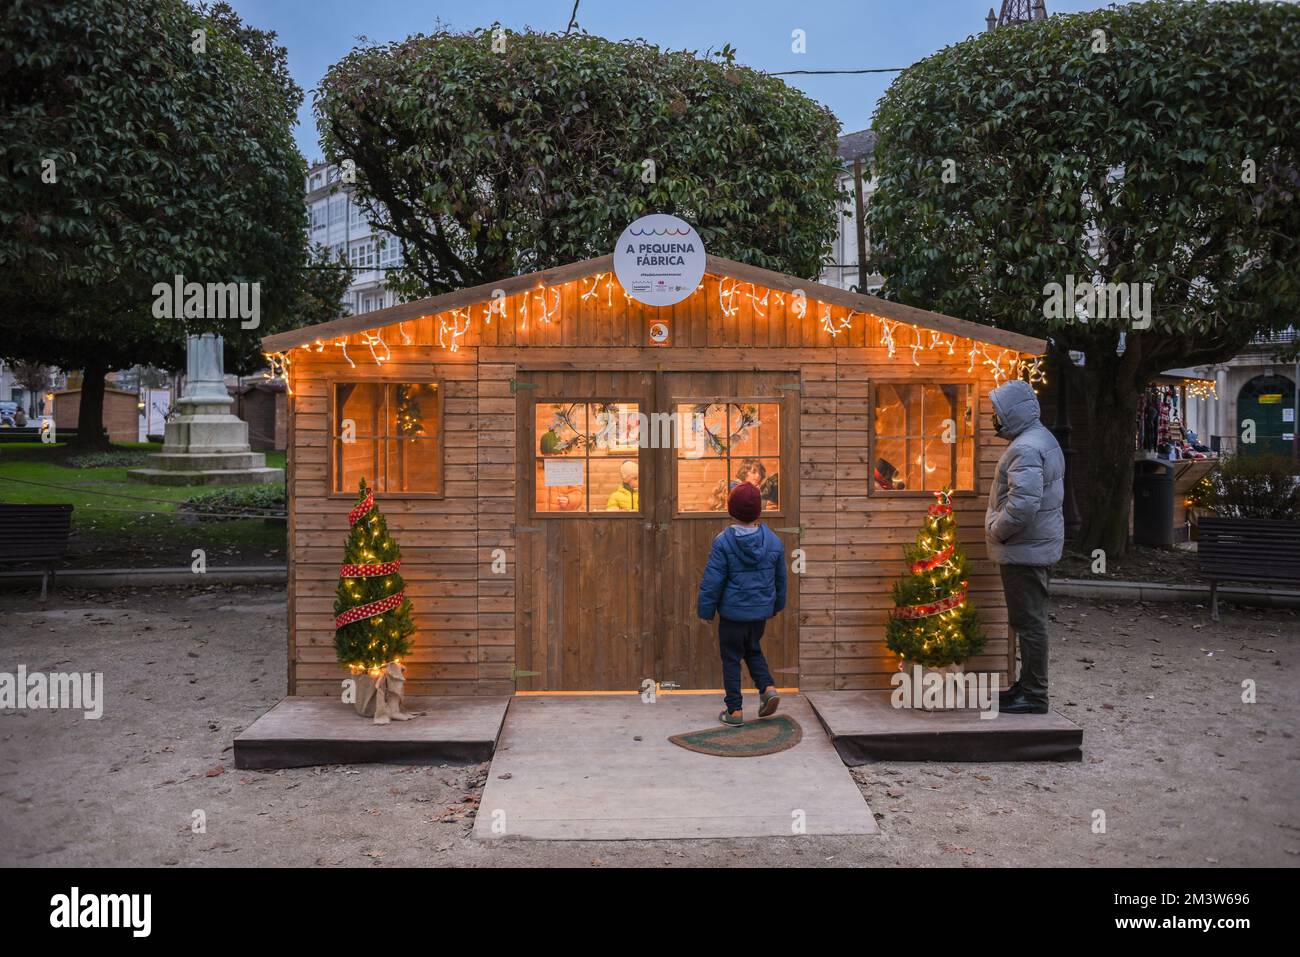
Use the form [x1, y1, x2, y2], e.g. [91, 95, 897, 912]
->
[768, 67, 907, 75]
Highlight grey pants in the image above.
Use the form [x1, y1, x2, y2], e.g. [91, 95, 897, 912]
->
[1000, 563, 1050, 705]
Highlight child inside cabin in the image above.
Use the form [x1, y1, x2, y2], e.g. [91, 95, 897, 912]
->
[696, 482, 787, 726]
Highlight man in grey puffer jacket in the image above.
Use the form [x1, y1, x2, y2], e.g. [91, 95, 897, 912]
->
[986, 380, 1065, 714]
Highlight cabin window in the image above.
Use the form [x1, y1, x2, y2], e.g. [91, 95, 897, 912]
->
[871, 382, 975, 493]
[332, 382, 443, 496]
[675, 402, 782, 514]
[534, 402, 641, 514]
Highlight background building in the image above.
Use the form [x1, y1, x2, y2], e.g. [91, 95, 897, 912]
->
[304, 160, 403, 316]
[819, 129, 883, 293]
[1183, 330, 1299, 459]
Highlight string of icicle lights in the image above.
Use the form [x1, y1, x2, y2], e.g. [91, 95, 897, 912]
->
[263, 273, 1047, 393]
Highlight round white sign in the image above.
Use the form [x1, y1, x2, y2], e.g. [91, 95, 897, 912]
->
[613, 214, 706, 308]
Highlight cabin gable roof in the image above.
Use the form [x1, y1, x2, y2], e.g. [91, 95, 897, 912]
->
[262, 254, 1046, 355]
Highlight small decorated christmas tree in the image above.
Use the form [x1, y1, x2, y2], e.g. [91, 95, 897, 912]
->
[334, 479, 415, 674]
[885, 488, 986, 668]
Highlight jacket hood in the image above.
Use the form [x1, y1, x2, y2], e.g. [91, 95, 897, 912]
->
[989, 380, 1041, 439]
[722, 525, 771, 568]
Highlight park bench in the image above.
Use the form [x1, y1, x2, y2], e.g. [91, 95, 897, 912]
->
[0, 504, 74, 600]
[1197, 516, 1300, 621]
[0, 427, 85, 444]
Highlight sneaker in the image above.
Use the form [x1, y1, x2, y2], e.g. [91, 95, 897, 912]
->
[719, 709, 744, 726]
[1000, 691, 1048, 715]
[758, 687, 781, 718]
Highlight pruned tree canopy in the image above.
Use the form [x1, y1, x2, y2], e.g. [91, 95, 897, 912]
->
[866, 0, 1300, 553]
[0, 0, 317, 444]
[315, 29, 845, 297]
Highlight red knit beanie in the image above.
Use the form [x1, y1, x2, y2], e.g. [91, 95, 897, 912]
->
[727, 482, 762, 523]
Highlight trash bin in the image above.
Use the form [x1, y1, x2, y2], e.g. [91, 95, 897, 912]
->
[1133, 459, 1175, 547]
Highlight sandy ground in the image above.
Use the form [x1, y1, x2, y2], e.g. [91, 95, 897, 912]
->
[0, 583, 1296, 868]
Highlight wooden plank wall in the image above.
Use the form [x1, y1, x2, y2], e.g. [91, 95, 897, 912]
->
[285, 275, 1020, 695]
[287, 317, 487, 697]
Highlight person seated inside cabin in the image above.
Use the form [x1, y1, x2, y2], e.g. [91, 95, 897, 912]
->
[874, 458, 906, 490]
[605, 459, 639, 511]
[730, 458, 779, 511]
[549, 485, 585, 511]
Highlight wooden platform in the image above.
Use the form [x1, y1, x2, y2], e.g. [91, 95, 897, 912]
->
[233, 696, 511, 769]
[805, 691, 1082, 764]
[474, 694, 878, 841]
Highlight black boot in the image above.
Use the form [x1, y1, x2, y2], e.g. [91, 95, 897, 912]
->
[998, 680, 1021, 705]
[1000, 691, 1048, 715]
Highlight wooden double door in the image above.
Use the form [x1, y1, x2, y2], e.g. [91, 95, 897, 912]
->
[514, 368, 800, 691]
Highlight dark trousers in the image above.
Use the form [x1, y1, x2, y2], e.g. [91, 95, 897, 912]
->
[718, 617, 775, 713]
[1000, 563, 1051, 705]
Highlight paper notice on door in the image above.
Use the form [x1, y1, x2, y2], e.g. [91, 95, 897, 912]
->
[543, 458, 584, 487]
[1284, 407, 1295, 423]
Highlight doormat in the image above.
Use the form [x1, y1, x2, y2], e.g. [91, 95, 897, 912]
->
[669, 715, 803, 757]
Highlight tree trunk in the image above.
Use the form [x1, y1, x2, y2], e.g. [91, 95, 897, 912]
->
[69, 362, 112, 451]
[1078, 347, 1141, 559]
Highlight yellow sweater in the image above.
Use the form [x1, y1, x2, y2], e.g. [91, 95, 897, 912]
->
[605, 484, 639, 511]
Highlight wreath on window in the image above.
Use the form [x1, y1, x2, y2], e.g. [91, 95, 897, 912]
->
[691, 403, 760, 454]
[539, 403, 620, 455]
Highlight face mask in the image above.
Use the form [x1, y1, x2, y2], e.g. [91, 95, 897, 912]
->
[992, 412, 1003, 433]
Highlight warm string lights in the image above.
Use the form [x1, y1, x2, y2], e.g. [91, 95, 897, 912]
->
[819, 303, 865, 338]
[580, 272, 626, 308]
[438, 308, 472, 352]
[718, 277, 793, 319]
[264, 351, 292, 394]
[1184, 379, 1217, 400]
[336, 336, 355, 368]
[360, 330, 391, 364]
[262, 274, 1047, 389]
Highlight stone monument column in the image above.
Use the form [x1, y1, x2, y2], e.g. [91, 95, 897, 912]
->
[129, 334, 280, 485]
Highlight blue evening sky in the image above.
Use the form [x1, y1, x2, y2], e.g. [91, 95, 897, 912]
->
[224, 0, 1112, 162]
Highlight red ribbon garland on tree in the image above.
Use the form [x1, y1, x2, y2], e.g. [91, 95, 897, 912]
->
[348, 488, 376, 526]
[335, 487, 404, 630]
[339, 559, 401, 578]
[909, 491, 956, 573]
[336, 592, 405, 629]
[890, 582, 970, 620]
[909, 544, 954, 574]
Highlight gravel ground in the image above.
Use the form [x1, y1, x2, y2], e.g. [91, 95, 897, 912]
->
[0, 583, 1296, 868]
[1054, 542, 1204, 584]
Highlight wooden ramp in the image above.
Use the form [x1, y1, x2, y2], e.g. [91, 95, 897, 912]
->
[233, 696, 510, 769]
[805, 691, 1083, 764]
[473, 694, 877, 841]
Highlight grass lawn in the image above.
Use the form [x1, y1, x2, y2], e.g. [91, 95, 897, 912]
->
[0, 442, 286, 568]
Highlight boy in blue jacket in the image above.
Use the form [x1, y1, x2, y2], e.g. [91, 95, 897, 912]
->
[697, 482, 787, 726]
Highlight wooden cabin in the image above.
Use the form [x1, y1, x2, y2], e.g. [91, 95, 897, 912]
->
[261, 254, 1046, 699]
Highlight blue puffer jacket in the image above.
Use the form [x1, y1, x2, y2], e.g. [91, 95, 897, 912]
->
[985, 380, 1066, 566]
[697, 525, 788, 622]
